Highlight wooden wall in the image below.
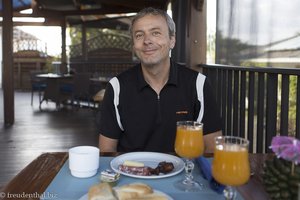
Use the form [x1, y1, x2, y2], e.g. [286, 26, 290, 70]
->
[13, 50, 48, 90]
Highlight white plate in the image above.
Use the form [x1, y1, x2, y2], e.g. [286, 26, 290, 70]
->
[110, 152, 184, 179]
[78, 189, 173, 200]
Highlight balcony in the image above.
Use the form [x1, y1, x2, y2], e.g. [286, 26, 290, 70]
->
[201, 64, 300, 153]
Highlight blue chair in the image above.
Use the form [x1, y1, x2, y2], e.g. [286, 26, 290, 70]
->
[30, 71, 47, 106]
[60, 73, 92, 108]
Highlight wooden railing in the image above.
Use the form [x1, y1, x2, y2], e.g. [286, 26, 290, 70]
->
[13, 39, 47, 54]
[199, 64, 300, 153]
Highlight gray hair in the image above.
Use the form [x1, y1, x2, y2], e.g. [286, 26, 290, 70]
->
[130, 7, 176, 38]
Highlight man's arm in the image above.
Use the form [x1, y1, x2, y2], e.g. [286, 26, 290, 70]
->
[98, 134, 118, 152]
[203, 130, 222, 153]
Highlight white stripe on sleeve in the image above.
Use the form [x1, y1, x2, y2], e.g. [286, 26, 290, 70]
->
[196, 73, 206, 122]
[109, 77, 124, 131]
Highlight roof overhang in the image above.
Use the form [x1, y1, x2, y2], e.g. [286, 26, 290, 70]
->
[0, 0, 170, 27]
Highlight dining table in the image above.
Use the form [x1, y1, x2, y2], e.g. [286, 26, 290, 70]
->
[36, 73, 73, 109]
[89, 76, 111, 83]
[0, 152, 272, 200]
[90, 76, 111, 94]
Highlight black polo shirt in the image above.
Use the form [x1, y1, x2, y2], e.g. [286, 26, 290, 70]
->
[99, 61, 222, 152]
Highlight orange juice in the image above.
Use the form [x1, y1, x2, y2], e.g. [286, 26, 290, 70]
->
[212, 144, 250, 186]
[175, 126, 204, 159]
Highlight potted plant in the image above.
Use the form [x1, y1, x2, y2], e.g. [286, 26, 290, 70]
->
[263, 136, 300, 199]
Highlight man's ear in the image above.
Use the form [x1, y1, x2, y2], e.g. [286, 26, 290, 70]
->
[170, 36, 176, 49]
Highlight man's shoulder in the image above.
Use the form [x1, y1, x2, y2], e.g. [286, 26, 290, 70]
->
[116, 63, 140, 80]
[174, 62, 201, 75]
[173, 62, 205, 83]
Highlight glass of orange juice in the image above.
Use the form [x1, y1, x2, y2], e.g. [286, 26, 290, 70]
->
[212, 136, 250, 199]
[174, 121, 204, 192]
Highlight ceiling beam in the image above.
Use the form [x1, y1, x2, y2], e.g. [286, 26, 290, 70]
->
[31, 3, 138, 17]
[32, 0, 169, 17]
[62, 7, 138, 16]
[93, 0, 169, 10]
[0, 21, 62, 26]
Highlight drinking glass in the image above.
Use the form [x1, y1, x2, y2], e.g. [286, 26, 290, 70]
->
[212, 136, 250, 199]
[174, 121, 204, 192]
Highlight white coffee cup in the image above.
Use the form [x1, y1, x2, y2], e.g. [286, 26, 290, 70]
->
[69, 146, 100, 178]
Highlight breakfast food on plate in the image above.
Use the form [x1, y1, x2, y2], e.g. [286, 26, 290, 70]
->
[88, 182, 168, 200]
[118, 161, 174, 176]
[88, 182, 117, 200]
[123, 160, 145, 167]
[114, 183, 153, 200]
[100, 169, 120, 187]
[118, 160, 151, 176]
[118, 165, 152, 176]
[152, 161, 175, 175]
[129, 194, 169, 200]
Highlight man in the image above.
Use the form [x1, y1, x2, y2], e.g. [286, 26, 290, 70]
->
[98, 7, 222, 153]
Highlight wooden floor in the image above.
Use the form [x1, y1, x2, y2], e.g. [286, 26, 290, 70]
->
[0, 90, 100, 187]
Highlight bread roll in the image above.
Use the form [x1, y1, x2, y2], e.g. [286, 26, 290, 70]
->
[88, 182, 168, 200]
[88, 182, 117, 200]
[114, 183, 153, 200]
[129, 193, 168, 200]
[113, 190, 138, 200]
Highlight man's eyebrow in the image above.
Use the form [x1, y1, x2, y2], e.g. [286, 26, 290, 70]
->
[134, 30, 144, 34]
[149, 27, 161, 32]
[134, 27, 161, 34]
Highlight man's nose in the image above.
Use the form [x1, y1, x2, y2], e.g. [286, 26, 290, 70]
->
[143, 34, 152, 44]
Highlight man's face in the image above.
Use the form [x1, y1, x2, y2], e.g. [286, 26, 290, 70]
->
[132, 14, 175, 67]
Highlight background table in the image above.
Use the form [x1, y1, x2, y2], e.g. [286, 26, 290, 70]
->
[37, 73, 73, 108]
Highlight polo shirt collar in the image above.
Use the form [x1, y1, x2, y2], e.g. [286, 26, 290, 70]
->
[137, 59, 178, 91]
[168, 60, 178, 85]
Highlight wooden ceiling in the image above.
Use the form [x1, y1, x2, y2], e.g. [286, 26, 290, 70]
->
[30, 0, 170, 26]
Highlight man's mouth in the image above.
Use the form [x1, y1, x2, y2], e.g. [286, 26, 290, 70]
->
[143, 49, 156, 55]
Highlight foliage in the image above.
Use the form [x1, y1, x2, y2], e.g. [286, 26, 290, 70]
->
[288, 76, 297, 134]
[44, 56, 60, 73]
[68, 26, 130, 46]
[240, 61, 297, 136]
[216, 30, 256, 65]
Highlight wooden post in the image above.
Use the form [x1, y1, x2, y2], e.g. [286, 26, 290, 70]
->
[2, 0, 15, 126]
[61, 19, 67, 74]
[171, 0, 188, 64]
[171, 0, 207, 70]
[82, 24, 88, 61]
[188, 0, 207, 71]
[17, 62, 21, 88]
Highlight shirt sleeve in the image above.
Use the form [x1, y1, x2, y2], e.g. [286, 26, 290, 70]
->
[202, 78, 223, 135]
[98, 83, 123, 139]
